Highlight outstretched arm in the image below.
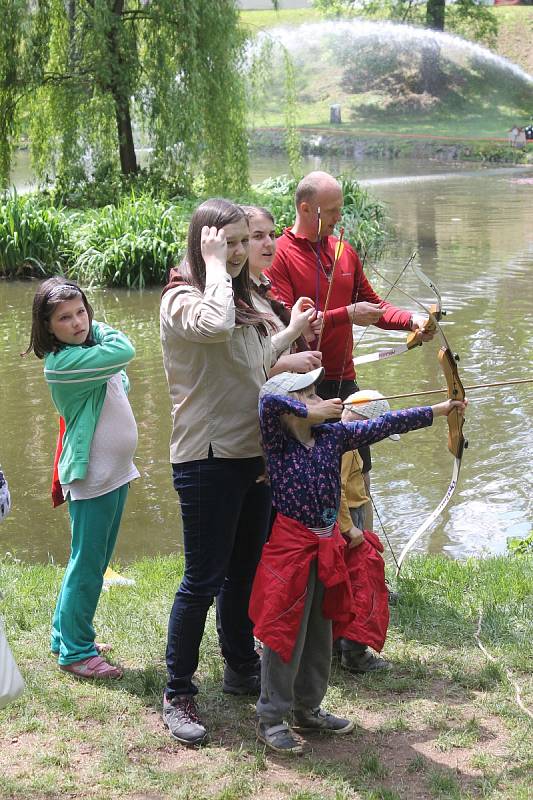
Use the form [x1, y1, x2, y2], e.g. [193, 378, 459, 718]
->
[340, 407, 434, 453]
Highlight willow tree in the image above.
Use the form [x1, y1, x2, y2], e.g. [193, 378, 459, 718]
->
[312, 0, 498, 44]
[0, 0, 51, 186]
[0, 0, 249, 194]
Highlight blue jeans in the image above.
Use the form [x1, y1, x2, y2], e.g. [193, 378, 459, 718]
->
[165, 455, 271, 699]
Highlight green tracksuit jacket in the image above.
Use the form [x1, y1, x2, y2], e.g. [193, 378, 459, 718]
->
[44, 321, 135, 485]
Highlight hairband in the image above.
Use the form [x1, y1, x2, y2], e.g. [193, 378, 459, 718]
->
[47, 284, 81, 299]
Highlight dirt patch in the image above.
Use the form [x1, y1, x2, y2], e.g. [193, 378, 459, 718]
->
[1, 692, 516, 800]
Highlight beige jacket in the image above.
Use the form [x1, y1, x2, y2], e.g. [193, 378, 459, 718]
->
[160, 272, 272, 463]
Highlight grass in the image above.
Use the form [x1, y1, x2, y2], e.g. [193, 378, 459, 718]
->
[240, 8, 320, 33]
[494, 7, 533, 75]
[0, 553, 532, 799]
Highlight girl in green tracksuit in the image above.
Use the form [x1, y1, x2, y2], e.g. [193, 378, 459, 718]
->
[25, 277, 138, 679]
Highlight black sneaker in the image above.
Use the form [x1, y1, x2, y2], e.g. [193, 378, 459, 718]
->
[293, 706, 354, 734]
[256, 721, 306, 754]
[223, 663, 261, 696]
[341, 648, 391, 674]
[162, 694, 208, 746]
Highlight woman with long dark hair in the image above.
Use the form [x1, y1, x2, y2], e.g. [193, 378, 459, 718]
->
[160, 199, 312, 746]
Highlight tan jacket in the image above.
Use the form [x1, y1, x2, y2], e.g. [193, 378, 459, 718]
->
[160, 273, 272, 463]
[338, 450, 369, 533]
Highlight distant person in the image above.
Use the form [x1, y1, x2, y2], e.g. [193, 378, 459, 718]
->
[250, 368, 466, 753]
[160, 199, 315, 748]
[0, 465, 10, 521]
[24, 278, 138, 680]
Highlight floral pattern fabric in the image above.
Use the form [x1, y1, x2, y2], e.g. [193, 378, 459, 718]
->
[259, 394, 433, 529]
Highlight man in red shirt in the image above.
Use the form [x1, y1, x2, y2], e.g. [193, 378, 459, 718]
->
[266, 171, 433, 390]
[266, 171, 435, 672]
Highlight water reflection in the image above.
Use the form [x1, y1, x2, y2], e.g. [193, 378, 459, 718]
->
[1, 160, 532, 565]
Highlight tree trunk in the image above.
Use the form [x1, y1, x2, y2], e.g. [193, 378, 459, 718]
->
[108, 0, 138, 175]
[426, 0, 445, 32]
[420, 39, 445, 96]
[114, 96, 138, 175]
[421, 0, 446, 97]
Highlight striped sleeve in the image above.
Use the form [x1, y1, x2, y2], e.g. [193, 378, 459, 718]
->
[44, 322, 135, 387]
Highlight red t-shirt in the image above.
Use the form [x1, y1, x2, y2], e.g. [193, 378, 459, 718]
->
[266, 228, 412, 381]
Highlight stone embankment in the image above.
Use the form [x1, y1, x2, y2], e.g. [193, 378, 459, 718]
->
[250, 127, 533, 164]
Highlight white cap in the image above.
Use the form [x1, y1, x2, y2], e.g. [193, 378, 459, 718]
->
[343, 390, 400, 441]
[259, 367, 325, 401]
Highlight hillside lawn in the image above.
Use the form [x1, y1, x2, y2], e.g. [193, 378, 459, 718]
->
[240, 6, 533, 142]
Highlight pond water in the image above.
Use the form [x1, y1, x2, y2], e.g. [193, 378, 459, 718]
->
[1, 155, 532, 566]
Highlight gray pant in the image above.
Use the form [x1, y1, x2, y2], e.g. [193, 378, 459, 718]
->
[256, 560, 332, 724]
[340, 506, 367, 653]
[350, 506, 365, 530]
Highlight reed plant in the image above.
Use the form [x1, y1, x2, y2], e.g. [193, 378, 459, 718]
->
[0, 176, 387, 287]
[0, 193, 68, 278]
[67, 194, 195, 289]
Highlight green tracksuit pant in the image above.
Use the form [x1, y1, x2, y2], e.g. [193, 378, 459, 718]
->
[51, 484, 128, 665]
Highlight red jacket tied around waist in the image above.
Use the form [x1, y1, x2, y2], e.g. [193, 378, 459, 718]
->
[249, 512, 355, 663]
[333, 529, 390, 653]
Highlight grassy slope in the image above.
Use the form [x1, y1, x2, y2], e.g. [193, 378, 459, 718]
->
[1, 554, 532, 800]
[240, 7, 320, 32]
[241, 7, 533, 141]
[494, 7, 533, 75]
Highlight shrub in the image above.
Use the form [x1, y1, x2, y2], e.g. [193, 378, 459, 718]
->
[0, 175, 387, 287]
[67, 195, 195, 288]
[0, 193, 68, 277]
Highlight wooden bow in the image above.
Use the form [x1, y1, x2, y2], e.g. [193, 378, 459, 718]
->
[317, 227, 345, 350]
[395, 277, 468, 575]
[350, 256, 468, 573]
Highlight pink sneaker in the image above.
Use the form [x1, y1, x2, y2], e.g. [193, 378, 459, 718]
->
[60, 655, 123, 680]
